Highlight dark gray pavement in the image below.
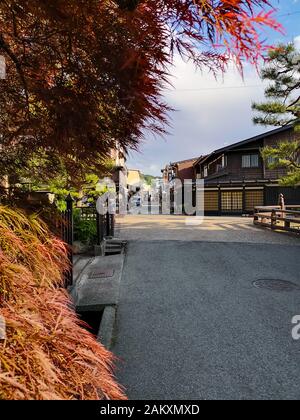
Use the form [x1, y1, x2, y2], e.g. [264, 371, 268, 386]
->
[113, 217, 300, 400]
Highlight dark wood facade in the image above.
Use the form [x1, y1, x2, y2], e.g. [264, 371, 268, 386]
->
[193, 126, 300, 215]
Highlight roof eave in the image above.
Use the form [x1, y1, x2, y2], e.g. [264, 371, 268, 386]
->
[214, 125, 293, 155]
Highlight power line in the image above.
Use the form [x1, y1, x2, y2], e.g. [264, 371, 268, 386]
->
[278, 11, 300, 18]
[165, 84, 264, 92]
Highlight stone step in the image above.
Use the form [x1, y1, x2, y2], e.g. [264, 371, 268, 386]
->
[106, 245, 122, 250]
[105, 239, 126, 246]
[104, 239, 125, 256]
[105, 250, 122, 256]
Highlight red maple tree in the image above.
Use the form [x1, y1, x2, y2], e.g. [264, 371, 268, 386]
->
[0, 1, 282, 180]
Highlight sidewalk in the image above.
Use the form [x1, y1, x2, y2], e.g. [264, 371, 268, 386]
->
[72, 254, 125, 311]
[71, 253, 125, 349]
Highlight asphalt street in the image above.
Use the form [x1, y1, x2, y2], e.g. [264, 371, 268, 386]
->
[113, 216, 300, 400]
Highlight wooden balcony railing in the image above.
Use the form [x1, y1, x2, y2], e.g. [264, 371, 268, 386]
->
[254, 205, 300, 234]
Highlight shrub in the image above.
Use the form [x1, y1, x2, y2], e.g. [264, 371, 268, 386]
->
[0, 206, 126, 400]
[73, 208, 97, 245]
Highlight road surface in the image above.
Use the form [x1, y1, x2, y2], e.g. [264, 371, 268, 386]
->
[113, 216, 300, 400]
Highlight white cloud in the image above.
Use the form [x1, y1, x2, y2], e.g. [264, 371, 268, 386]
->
[294, 35, 300, 50]
[127, 57, 271, 176]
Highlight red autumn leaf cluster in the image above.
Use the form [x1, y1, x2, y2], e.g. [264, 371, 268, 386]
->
[0, 1, 281, 180]
[0, 206, 126, 400]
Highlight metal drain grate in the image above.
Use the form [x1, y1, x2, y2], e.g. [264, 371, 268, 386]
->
[88, 269, 115, 279]
[253, 279, 300, 292]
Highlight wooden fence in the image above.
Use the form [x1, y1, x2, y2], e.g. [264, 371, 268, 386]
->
[254, 205, 300, 234]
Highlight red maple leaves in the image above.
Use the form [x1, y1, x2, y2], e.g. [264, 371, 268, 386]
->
[0, 0, 282, 180]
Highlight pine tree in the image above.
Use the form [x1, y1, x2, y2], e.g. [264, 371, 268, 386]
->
[252, 44, 300, 186]
[253, 44, 300, 129]
[261, 142, 300, 186]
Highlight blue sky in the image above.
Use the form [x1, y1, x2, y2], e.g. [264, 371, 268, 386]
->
[127, 0, 300, 176]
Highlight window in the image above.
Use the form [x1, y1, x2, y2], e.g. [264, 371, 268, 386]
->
[221, 191, 243, 211]
[242, 155, 251, 168]
[204, 166, 208, 177]
[242, 154, 259, 168]
[266, 156, 278, 167]
[222, 155, 227, 168]
[251, 154, 259, 167]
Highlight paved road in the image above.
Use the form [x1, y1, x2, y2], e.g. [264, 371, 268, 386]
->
[113, 216, 300, 400]
[116, 215, 300, 245]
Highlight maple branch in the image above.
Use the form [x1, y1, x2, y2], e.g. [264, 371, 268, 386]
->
[0, 33, 30, 113]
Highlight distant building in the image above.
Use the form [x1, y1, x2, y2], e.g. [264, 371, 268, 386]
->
[161, 158, 199, 182]
[163, 126, 300, 215]
[127, 169, 142, 193]
[110, 143, 127, 185]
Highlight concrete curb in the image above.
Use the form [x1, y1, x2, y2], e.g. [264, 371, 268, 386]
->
[96, 251, 125, 350]
[69, 256, 94, 300]
[97, 306, 117, 350]
[73, 256, 94, 283]
[72, 250, 126, 350]
[73, 253, 124, 308]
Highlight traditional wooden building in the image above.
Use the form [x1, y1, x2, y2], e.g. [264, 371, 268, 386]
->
[193, 126, 300, 215]
[162, 158, 199, 183]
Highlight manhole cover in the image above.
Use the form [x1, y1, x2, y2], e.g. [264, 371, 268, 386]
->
[253, 279, 300, 292]
[88, 269, 114, 279]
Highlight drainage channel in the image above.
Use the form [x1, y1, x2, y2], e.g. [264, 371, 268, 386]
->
[77, 306, 116, 349]
[77, 310, 104, 337]
[73, 244, 125, 348]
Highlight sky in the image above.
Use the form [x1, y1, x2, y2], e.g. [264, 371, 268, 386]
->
[126, 0, 300, 176]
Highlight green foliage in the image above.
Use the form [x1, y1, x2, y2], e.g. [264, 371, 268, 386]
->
[253, 43, 300, 186]
[6, 153, 112, 210]
[141, 174, 157, 186]
[261, 141, 300, 186]
[252, 44, 300, 130]
[73, 209, 97, 245]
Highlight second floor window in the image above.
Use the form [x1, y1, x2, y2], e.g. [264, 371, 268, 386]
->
[222, 155, 227, 168]
[266, 156, 279, 167]
[242, 154, 259, 168]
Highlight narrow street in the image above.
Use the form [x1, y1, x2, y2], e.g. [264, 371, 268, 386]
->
[113, 216, 300, 400]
